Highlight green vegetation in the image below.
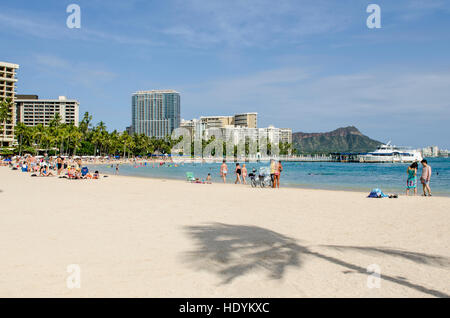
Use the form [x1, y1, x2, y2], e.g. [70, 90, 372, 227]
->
[11, 112, 177, 157]
[0, 98, 13, 138]
[3, 111, 295, 157]
[292, 126, 382, 154]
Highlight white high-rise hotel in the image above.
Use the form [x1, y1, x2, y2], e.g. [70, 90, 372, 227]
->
[1, 61, 80, 147]
[16, 95, 79, 127]
[0, 61, 19, 147]
[181, 112, 292, 145]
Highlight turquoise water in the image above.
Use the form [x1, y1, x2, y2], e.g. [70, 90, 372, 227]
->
[89, 158, 450, 196]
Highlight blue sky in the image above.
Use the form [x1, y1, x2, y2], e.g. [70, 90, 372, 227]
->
[1, 0, 449, 148]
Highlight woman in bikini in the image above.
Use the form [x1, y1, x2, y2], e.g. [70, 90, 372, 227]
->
[274, 160, 283, 188]
[241, 164, 248, 184]
[220, 160, 228, 183]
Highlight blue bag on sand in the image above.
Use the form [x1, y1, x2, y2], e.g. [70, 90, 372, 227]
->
[368, 188, 388, 198]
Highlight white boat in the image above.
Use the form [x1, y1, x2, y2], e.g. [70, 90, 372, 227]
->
[359, 142, 423, 163]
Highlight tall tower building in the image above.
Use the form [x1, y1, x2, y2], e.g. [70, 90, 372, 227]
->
[0, 61, 19, 147]
[131, 90, 180, 138]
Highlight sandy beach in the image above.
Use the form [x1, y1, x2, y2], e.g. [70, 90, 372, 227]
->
[0, 166, 449, 298]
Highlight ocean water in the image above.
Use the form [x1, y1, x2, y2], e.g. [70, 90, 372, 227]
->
[88, 158, 450, 196]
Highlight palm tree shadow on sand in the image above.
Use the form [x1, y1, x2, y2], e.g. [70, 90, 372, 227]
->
[183, 223, 449, 297]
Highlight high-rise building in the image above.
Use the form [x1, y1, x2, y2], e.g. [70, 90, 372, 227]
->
[279, 128, 293, 144]
[200, 116, 234, 128]
[233, 113, 257, 128]
[15, 95, 80, 127]
[181, 118, 207, 141]
[0, 61, 19, 147]
[199, 113, 258, 129]
[131, 90, 180, 138]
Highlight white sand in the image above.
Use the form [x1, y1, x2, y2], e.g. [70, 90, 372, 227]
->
[0, 166, 449, 297]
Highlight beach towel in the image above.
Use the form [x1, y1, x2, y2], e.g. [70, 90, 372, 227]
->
[368, 188, 388, 198]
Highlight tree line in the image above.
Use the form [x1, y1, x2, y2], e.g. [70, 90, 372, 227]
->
[1, 98, 293, 157]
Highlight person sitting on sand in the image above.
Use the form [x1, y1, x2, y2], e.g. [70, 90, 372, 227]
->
[93, 171, 100, 179]
[40, 165, 53, 177]
[406, 162, 418, 196]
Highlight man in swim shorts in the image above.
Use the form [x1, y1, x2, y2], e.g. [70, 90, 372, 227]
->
[420, 159, 432, 196]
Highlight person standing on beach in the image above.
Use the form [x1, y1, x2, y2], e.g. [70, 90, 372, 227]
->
[406, 162, 418, 196]
[235, 163, 242, 184]
[420, 159, 432, 196]
[220, 160, 227, 183]
[272, 160, 281, 188]
[115, 164, 119, 175]
[242, 164, 248, 184]
[56, 157, 62, 175]
[275, 160, 283, 188]
[270, 159, 276, 187]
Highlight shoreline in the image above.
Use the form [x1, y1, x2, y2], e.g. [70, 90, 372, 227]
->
[87, 163, 450, 198]
[1, 166, 449, 297]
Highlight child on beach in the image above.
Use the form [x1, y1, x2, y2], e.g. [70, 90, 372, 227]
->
[206, 173, 212, 183]
[420, 159, 432, 196]
[406, 162, 418, 196]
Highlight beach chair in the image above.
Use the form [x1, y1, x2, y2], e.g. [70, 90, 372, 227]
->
[81, 167, 89, 177]
[186, 172, 195, 182]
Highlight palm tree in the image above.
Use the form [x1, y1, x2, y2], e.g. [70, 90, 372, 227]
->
[0, 98, 13, 140]
[15, 122, 30, 155]
[79, 112, 92, 140]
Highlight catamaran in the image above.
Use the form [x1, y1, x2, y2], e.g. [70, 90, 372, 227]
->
[359, 142, 423, 163]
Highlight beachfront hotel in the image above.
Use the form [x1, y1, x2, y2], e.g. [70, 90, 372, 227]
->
[0, 61, 19, 147]
[15, 95, 80, 127]
[182, 111, 292, 148]
[233, 112, 257, 128]
[131, 90, 180, 138]
[197, 112, 258, 129]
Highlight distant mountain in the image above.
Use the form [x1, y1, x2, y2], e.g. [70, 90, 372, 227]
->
[292, 126, 382, 154]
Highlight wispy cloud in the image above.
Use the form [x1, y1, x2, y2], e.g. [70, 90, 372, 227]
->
[0, 11, 158, 46]
[182, 66, 450, 144]
[33, 54, 117, 86]
[165, 0, 353, 48]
